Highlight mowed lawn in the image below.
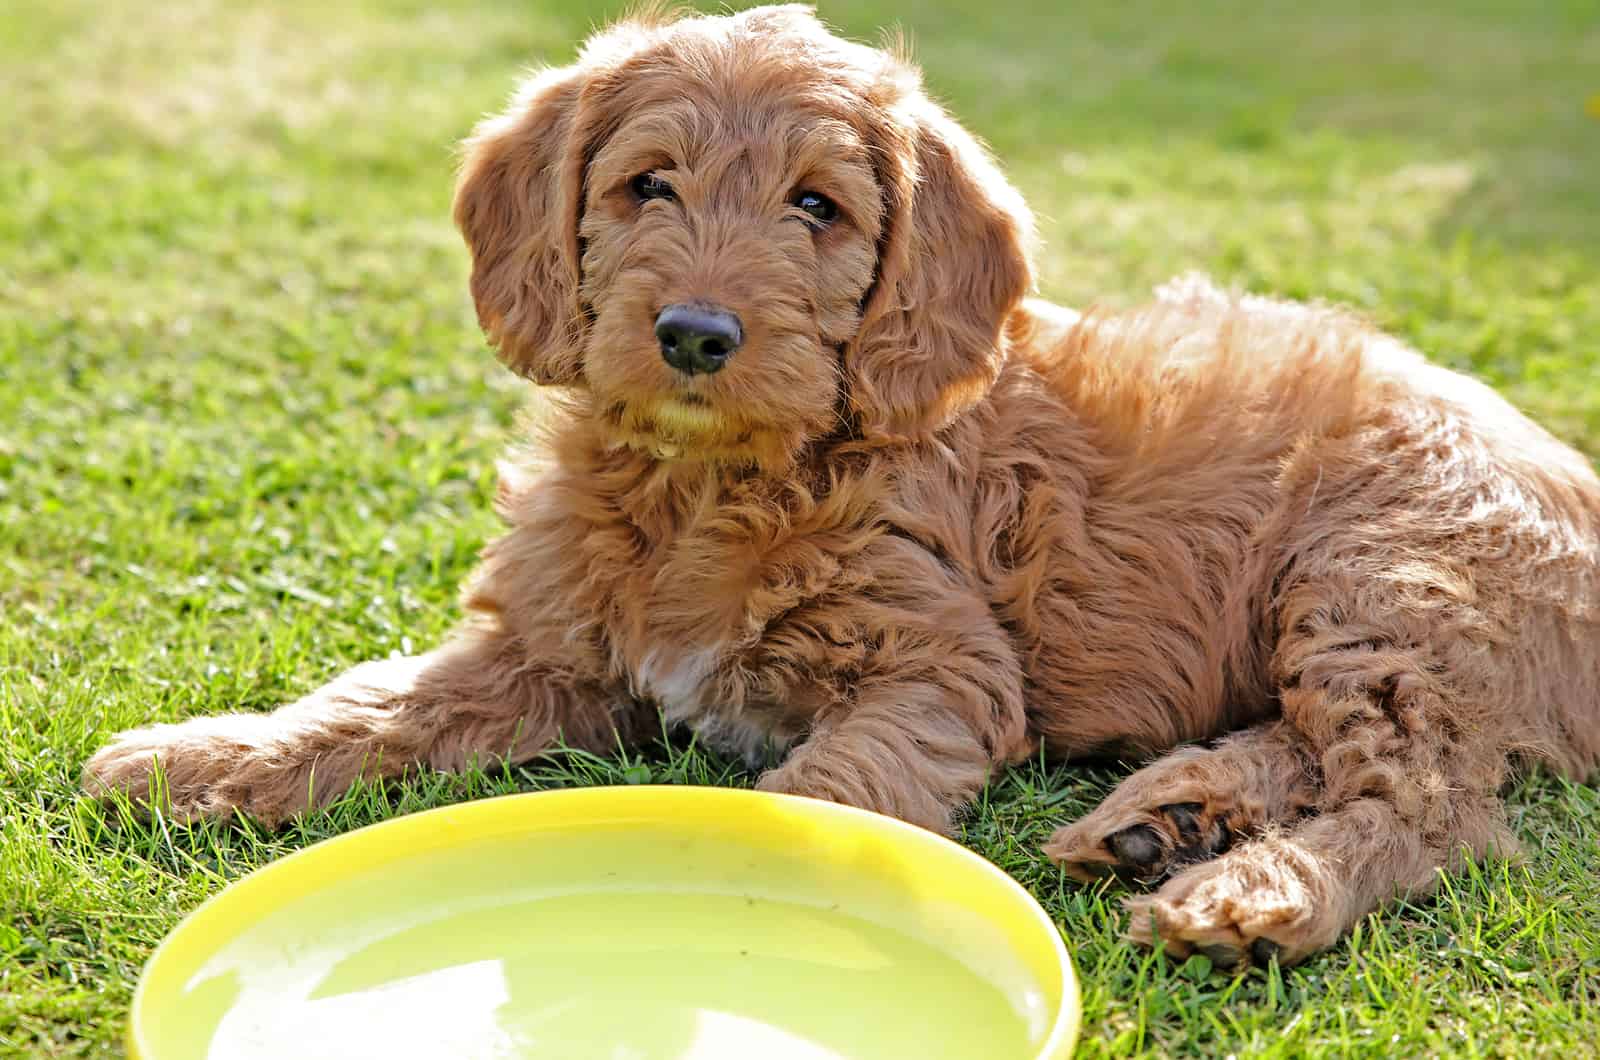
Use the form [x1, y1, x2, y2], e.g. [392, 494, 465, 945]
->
[3, 0, 1599, 1055]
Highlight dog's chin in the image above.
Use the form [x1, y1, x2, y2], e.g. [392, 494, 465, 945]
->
[622, 399, 729, 462]
[599, 396, 806, 468]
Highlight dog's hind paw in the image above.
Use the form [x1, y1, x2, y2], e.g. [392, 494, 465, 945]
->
[1122, 840, 1340, 971]
[1045, 800, 1235, 884]
[1044, 721, 1320, 886]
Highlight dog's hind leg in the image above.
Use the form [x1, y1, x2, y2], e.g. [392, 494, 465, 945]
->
[1117, 568, 1523, 967]
[83, 629, 639, 826]
[1043, 720, 1321, 884]
[1123, 789, 1509, 968]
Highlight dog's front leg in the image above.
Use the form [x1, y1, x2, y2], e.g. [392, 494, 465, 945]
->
[755, 578, 1030, 834]
[83, 628, 639, 826]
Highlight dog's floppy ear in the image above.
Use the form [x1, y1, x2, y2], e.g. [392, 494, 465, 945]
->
[453, 65, 592, 384]
[454, 17, 664, 384]
[847, 95, 1034, 440]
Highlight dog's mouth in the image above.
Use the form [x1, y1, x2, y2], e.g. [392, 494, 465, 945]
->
[598, 395, 796, 466]
[646, 397, 725, 436]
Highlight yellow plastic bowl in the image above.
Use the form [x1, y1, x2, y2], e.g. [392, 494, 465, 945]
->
[130, 786, 1078, 1059]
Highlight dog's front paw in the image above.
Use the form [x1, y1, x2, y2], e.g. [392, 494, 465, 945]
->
[82, 714, 282, 824]
[755, 758, 956, 834]
[1122, 842, 1341, 971]
[754, 760, 852, 808]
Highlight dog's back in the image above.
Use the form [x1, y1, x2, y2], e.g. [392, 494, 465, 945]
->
[991, 283, 1600, 780]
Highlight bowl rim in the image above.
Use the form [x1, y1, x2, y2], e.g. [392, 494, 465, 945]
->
[129, 784, 1080, 1060]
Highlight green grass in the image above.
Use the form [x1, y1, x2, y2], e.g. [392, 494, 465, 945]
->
[3, 0, 1598, 1055]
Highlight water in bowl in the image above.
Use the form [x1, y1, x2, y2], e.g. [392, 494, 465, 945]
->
[143, 824, 1040, 1060]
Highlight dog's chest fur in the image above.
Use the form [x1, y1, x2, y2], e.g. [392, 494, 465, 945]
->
[607, 528, 840, 762]
[510, 456, 874, 763]
[632, 647, 777, 762]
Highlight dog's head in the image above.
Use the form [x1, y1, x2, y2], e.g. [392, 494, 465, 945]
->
[454, 4, 1032, 464]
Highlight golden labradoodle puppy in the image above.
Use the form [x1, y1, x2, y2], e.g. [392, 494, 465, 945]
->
[86, 6, 1599, 968]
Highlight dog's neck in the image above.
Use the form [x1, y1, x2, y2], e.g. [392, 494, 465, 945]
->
[541, 406, 783, 498]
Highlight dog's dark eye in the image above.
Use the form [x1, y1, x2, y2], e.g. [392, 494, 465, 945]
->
[631, 172, 675, 202]
[792, 190, 837, 226]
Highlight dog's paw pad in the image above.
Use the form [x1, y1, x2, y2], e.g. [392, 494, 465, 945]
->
[1165, 801, 1204, 842]
[1092, 802, 1234, 883]
[1250, 937, 1283, 966]
[1165, 801, 1234, 862]
[1106, 823, 1166, 875]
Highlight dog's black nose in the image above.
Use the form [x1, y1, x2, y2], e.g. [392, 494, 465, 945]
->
[655, 303, 742, 375]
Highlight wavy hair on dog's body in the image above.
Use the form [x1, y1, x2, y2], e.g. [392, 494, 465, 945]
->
[86, 6, 1600, 969]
